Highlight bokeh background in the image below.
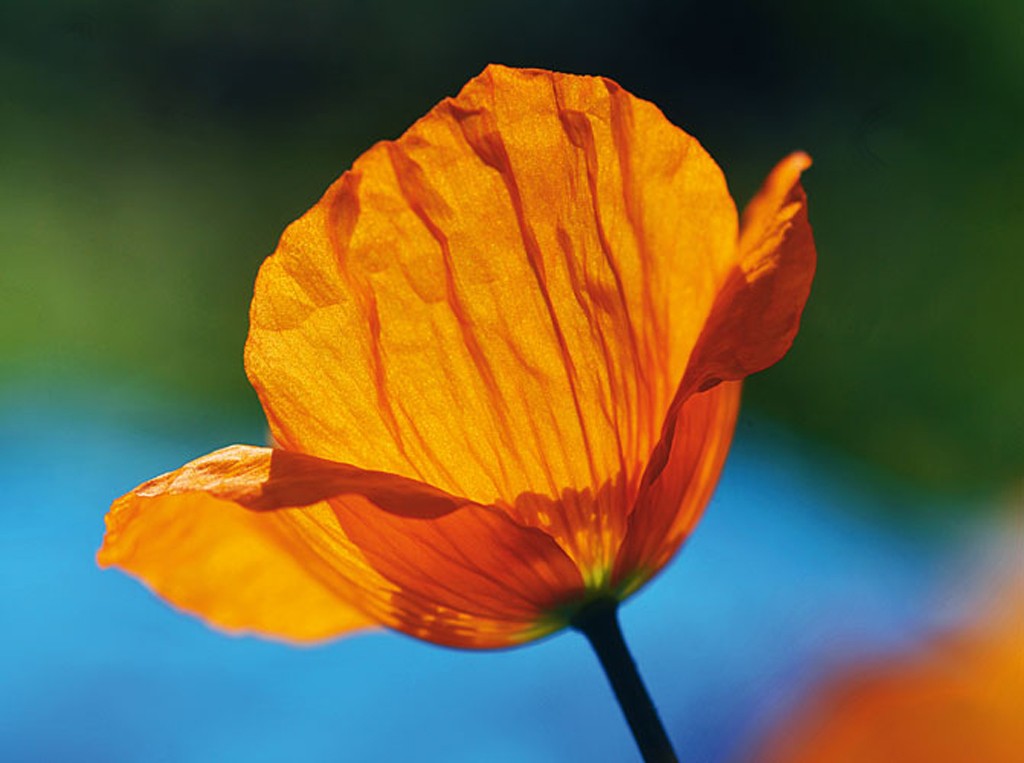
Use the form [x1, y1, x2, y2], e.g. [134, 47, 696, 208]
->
[2, 1, 1020, 761]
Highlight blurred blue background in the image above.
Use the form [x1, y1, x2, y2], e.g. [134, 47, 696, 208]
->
[1, 393, 996, 762]
[1, 1, 1019, 761]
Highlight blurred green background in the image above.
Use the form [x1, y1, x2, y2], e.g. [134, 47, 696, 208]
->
[2, 0, 1020, 495]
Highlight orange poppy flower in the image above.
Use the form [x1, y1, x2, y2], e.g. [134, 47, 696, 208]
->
[99, 65, 815, 650]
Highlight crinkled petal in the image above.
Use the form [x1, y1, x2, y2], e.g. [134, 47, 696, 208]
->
[244, 64, 739, 553]
[613, 381, 741, 590]
[99, 445, 582, 647]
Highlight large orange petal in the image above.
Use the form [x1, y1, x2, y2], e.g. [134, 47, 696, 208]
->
[612, 381, 741, 591]
[680, 152, 817, 396]
[244, 65, 739, 550]
[99, 446, 583, 647]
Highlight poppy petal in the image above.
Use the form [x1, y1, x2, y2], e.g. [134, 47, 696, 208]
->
[244, 64, 739, 537]
[613, 381, 741, 591]
[680, 152, 816, 395]
[332, 492, 586, 648]
[99, 446, 583, 647]
[98, 446, 385, 642]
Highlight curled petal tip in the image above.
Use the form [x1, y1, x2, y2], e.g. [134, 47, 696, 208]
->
[789, 150, 812, 169]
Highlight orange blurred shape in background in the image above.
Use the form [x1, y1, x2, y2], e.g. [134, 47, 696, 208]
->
[751, 542, 1023, 763]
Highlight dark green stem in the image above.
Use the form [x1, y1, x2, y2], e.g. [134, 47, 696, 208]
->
[572, 600, 679, 763]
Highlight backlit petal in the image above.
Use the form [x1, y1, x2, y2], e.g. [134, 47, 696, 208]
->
[245, 65, 739, 539]
[333, 493, 586, 647]
[680, 152, 816, 395]
[99, 446, 583, 647]
[613, 381, 741, 591]
[98, 448, 379, 643]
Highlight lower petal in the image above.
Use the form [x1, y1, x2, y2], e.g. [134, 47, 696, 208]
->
[613, 381, 742, 592]
[99, 445, 584, 648]
[99, 488, 377, 643]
